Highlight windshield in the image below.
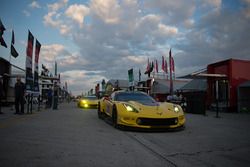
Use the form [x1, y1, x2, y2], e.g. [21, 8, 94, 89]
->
[83, 96, 97, 100]
[115, 92, 157, 105]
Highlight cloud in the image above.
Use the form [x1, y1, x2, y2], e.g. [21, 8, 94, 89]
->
[204, 0, 221, 8]
[175, 6, 250, 75]
[39, 43, 105, 95]
[23, 10, 31, 17]
[29, 1, 41, 9]
[156, 24, 178, 36]
[57, 52, 89, 68]
[48, 0, 68, 12]
[40, 44, 67, 63]
[43, 0, 69, 34]
[59, 24, 72, 35]
[65, 4, 90, 27]
[125, 55, 148, 64]
[43, 11, 61, 28]
[42, 0, 250, 95]
[144, 0, 196, 25]
[90, 0, 121, 24]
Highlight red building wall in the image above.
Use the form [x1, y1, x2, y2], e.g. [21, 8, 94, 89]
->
[207, 59, 250, 112]
[230, 60, 250, 108]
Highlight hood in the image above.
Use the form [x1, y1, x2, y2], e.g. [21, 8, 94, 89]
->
[128, 100, 159, 107]
[126, 101, 182, 117]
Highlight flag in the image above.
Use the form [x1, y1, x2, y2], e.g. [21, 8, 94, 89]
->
[128, 68, 134, 87]
[144, 58, 150, 74]
[35, 39, 41, 63]
[155, 60, 158, 73]
[0, 19, 5, 35]
[169, 48, 173, 95]
[162, 56, 165, 72]
[65, 82, 68, 91]
[171, 56, 175, 79]
[146, 58, 150, 72]
[33, 39, 41, 92]
[165, 60, 168, 74]
[10, 30, 19, 58]
[0, 18, 7, 48]
[0, 37, 7, 48]
[169, 49, 175, 73]
[128, 68, 134, 82]
[11, 45, 18, 58]
[171, 56, 175, 72]
[150, 61, 154, 73]
[169, 49, 175, 79]
[11, 30, 14, 44]
[25, 30, 34, 92]
[139, 69, 141, 81]
[26, 30, 34, 58]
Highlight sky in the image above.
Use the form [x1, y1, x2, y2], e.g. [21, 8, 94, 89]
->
[1, 0, 250, 95]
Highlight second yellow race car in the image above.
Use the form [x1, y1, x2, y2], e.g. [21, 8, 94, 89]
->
[78, 96, 99, 108]
[98, 91, 185, 129]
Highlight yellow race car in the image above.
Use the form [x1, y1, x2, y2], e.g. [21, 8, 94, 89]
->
[78, 96, 99, 108]
[98, 91, 185, 129]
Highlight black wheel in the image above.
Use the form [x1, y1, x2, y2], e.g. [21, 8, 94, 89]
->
[97, 102, 103, 119]
[112, 106, 118, 128]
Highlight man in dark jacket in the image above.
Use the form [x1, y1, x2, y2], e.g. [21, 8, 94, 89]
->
[15, 76, 25, 114]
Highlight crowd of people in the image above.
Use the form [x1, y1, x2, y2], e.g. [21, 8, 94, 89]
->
[0, 76, 59, 115]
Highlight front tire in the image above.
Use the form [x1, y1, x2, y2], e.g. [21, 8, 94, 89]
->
[97, 102, 103, 119]
[112, 106, 118, 128]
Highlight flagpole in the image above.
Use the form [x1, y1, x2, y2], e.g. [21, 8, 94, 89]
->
[9, 29, 13, 63]
[8, 29, 13, 87]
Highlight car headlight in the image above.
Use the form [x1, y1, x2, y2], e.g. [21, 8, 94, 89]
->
[174, 105, 180, 113]
[123, 104, 139, 113]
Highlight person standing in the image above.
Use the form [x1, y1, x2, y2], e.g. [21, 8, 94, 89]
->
[53, 84, 58, 110]
[47, 88, 52, 108]
[14, 76, 25, 114]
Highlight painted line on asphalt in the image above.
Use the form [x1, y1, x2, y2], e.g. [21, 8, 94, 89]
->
[124, 132, 178, 167]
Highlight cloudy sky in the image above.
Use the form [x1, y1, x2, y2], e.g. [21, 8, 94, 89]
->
[1, 0, 250, 95]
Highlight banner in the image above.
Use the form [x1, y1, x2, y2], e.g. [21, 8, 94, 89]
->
[34, 39, 41, 92]
[25, 30, 34, 92]
[55, 61, 57, 76]
[128, 68, 134, 87]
